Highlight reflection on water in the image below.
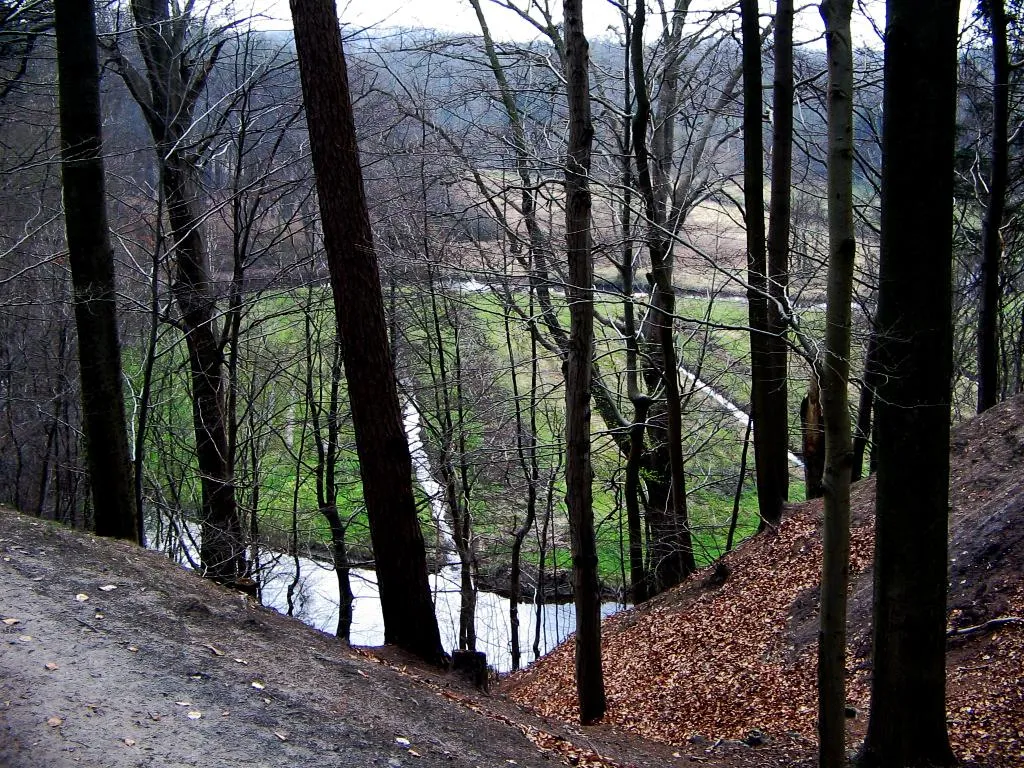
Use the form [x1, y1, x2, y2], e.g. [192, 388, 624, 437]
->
[258, 549, 622, 673]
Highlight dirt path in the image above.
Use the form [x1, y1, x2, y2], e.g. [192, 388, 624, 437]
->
[0, 511, 575, 768]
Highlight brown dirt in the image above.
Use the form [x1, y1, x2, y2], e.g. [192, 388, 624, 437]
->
[1, 506, 791, 768]
[504, 396, 1024, 768]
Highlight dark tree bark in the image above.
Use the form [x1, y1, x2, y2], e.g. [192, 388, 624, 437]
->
[288, 0, 444, 666]
[563, 0, 605, 725]
[764, 0, 793, 523]
[978, 0, 1009, 413]
[817, 2, 855, 765]
[630, 0, 695, 592]
[120, 1, 246, 582]
[861, 1, 959, 764]
[741, 0, 785, 530]
[53, 0, 137, 543]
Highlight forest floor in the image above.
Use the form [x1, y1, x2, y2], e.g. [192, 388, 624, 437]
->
[1, 507, 789, 768]
[2, 398, 1022, 768]
[505, 396, 1024, 767]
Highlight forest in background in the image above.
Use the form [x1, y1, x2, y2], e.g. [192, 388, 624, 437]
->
[0, 0, 1018, 762]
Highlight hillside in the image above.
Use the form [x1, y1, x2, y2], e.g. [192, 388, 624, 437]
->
[505, 396, 1024, 767]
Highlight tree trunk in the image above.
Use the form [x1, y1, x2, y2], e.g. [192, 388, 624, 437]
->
[53, 0, 138, 543]
[861, 1, 958, 764]
[801, 370, 825, 499]
[977, 0, 1009, 414]
[817, 3, 855, 765]
[127, 0, 246, 583]
[852, 327, 879, 480]
[741, 0, 785, 531]
[630, 0, 695, 590]
[563, 0, 605, 725]
[289, 0, 444, 666]
[764, 0, 793, 524]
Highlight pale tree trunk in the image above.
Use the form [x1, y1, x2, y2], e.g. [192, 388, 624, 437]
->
[740, 0, 785, 530]
[563, 0, 605, 725]
[54, 0, 138, 542]
[817, 2, 855, 766]
[289, 0, 444, 665]
[862, 0, 958, 764]
[978, 0, 1009, 413]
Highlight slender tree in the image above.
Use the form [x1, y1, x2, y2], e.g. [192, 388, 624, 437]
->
[563, 0, 605, 725]
[741, 0, 786, 530]
[978, 0, 1010, 413]
[764, 0, 793, 523]
[53, 0, 138, 542]
[817, 1, 855, 765]
[288, 0, 445, 665]
[861, 0, 959, 764]
[116, 1, 247, 582]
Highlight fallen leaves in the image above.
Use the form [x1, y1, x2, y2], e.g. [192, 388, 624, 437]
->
[99, 584, 117, 592]
[74, 593, 89, 602]
[44, 662, 58, 671]
[186, 711, 202, 720]
[46, 716, 62, 727]
[505, 397, 1024, 768]
[2, 617, 20, 626]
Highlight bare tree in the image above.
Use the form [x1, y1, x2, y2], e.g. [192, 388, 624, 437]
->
[816, 1, 855, 765]
[112, 1, 247, 583]
[53, 0, 137, 541]
[288, 0, 444, 665]
[862, 0, 959, 763]
[563, 0, 604, 725]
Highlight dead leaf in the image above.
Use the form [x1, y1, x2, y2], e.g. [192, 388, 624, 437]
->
[99, 585, 117, 592]
[127, 646, 139, 653]
[2, 618, 20, 626]
[409, 749, 422, 757]
[202, 644, 224, 657]
[74, 593, 89, 602]
[395, 737, 411, 748]
[46, 716, 62, 727]
[94, 613, 104, 620]
[174, 701, 191, 707]
[44, 663, 58, 671]
[273, 730, 288, 741]
[17, 635, 32, 642]
[250, 681, 265, 690]
[233, 658, 248, 665]
[186, 711, 202, 720]
[123, 738, 136, 747]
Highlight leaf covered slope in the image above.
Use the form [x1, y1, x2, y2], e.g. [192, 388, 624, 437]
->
[505, 397, 1024, 766]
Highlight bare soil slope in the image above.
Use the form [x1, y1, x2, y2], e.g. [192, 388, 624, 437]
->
[505, 396, 1024, 767]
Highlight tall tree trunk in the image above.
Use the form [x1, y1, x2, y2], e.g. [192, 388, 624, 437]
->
[630, 0, 695, 591]
[289, 0, 444, 665]
[741, 0, 785, 530]
[563, 0, 605, 725]
[53, 0, 138, 542]
[817, 3, 855, 766]
[764, 0, 793, 524]
[125, 1, 246, 583]
[861, 1, 959, 764]
[978, 0, 1009, 413]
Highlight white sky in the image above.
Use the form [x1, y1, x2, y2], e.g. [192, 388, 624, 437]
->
[236, 0, 857, 47]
